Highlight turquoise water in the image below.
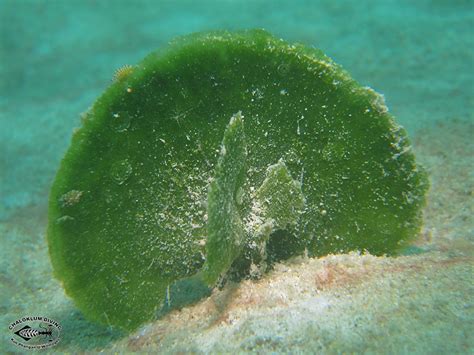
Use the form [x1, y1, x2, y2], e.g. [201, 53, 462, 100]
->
[1, 0, 473, 218]
[1, 0, 473, 353]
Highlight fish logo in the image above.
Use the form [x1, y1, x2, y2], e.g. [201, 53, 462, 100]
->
[14, 324, 53, 341]
[9, 316, 61, 349]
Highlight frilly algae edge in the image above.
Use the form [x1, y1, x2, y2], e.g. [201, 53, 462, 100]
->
[47, 29, 428, 330]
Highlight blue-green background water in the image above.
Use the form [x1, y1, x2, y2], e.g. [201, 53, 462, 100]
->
[1, 0, 472, 218]
[0, 0, 474, 218]
[1, 0, 473, 353]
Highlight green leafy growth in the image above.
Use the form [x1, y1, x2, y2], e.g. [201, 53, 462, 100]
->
[255, 159, 305, 232]
[202, 112, 247, 285]
[241, 159, 306, 271]
[47, 29, 428, 331]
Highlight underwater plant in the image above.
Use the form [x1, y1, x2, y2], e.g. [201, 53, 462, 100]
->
[47, 30, 428, 330]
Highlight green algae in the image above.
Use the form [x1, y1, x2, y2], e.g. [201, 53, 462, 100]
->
[202, 112, 247, 285]
[47, 29, 428, 331]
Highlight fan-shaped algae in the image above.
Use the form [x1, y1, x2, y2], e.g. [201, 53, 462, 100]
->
[47, 30, 428, 330]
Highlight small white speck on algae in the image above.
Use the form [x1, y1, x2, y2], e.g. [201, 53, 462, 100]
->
[111, 112, 132, 132]
[59, 190, 83, 207]
[56, 215, 75, 224]
[111, 159, 133, 184]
